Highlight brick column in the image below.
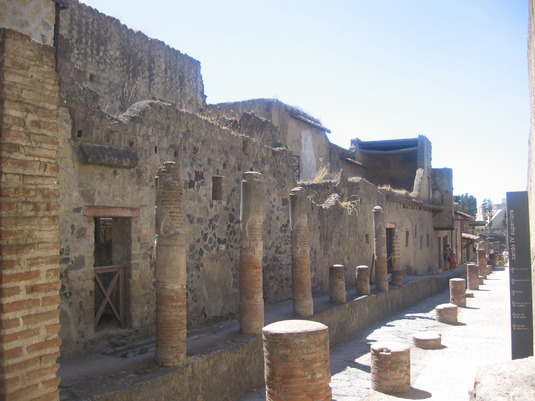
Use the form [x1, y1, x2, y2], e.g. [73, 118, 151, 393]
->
[449, 278, 466, 307]
[329, 264, 346, 304]
[240, 172, 264, 334]
[371, 342, 411, 393]
[413, 331, 442, 349]
[391, 269, 403, 286]
[477, 249, 487, 279]
[356, 265, 370, 296]
[373, 206, 388, 291]
[436, 303, 458, 324]
[154, 161, 187, 366]
[263, 320, 332, 401]
[0, 29, 62, 401]
[467, 263, 479, 290]
[290, 187, 313, 317]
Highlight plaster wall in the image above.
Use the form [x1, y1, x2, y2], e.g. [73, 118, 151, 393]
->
[432, 168, 454, 229]
[340, 159, 364, 178]
[0, 0, 55, 45]
[208, 99, 330, 180]
[383, 200, 438, 274]
[415, 135, 433, 201]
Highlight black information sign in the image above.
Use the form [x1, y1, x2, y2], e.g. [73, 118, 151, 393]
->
[506, 191, 533, 360]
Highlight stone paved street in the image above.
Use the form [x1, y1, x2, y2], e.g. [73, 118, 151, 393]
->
[240, 266, 511, 401]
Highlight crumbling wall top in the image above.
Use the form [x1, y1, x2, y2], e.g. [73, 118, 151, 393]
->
[58, 0, 206, 116]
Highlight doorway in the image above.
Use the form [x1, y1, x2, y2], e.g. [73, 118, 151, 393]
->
[93, 217, 130, 329]
[386, 228, 395, 273]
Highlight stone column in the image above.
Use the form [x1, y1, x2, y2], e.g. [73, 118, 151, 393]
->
[239, 172, 265, 334]
[449, 278, 466, 307]
[263, 320, 332, 401]
[467, 263, 479, 290]
[290, 187, 313, 316]
[329, 264, 346, 303]
[356, 265, 371, 296]
[373, 206, 389, 291]
[371, 342, 411, 393]
[477, 248, 488, 279]
[155, 161, 187, 366]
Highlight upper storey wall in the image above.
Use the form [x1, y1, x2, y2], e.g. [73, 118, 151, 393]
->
[58, 0, 206, 116]
[355, 148, 418, 192]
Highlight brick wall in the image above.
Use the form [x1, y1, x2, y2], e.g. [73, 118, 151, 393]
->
[0, 29, 61, 401]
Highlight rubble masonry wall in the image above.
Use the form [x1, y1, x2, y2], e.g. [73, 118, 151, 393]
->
[58, 0, 206, 117]
[57, 100, 295, 355]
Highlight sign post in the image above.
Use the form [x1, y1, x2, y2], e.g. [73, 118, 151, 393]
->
[506, 191, 533, 359]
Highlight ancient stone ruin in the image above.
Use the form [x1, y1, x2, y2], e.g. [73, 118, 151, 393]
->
[0, 1, 468, 400]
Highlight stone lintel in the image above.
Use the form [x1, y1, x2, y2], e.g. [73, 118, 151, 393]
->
[80, 142, 139, 168]
[85, 205, 140, 217]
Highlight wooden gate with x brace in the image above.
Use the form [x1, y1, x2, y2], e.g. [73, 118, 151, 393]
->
[94, 265, 125, 327]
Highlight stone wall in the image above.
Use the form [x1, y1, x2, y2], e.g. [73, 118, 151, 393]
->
[432, 168, 454, 229]
[58, 0, 206, 117]
[54, 0, 455, 357]
[57, 98, 296, 355]
[303, 177, 379, 292]
[208, 99, 331, 180]
[302, 176, 438, 285]
[314, 275, 452, 347]
[60, 274, 453, 401]
[58, 95, 442, 355]
[0, 28, 61, 401]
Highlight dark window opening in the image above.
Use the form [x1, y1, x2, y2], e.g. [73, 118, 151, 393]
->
[212, 176, 223, 201]
[386, 228, 395, 273]
[94, 217, 113, 266]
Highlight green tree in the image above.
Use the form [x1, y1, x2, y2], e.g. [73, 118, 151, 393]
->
[481, 198, 494, 230]
[454, 193, 477, 217]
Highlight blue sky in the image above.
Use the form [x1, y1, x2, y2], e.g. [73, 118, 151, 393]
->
[81, 0, 530, 208]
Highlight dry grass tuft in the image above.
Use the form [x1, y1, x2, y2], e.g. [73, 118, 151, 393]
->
[379, 185, 410, 198]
